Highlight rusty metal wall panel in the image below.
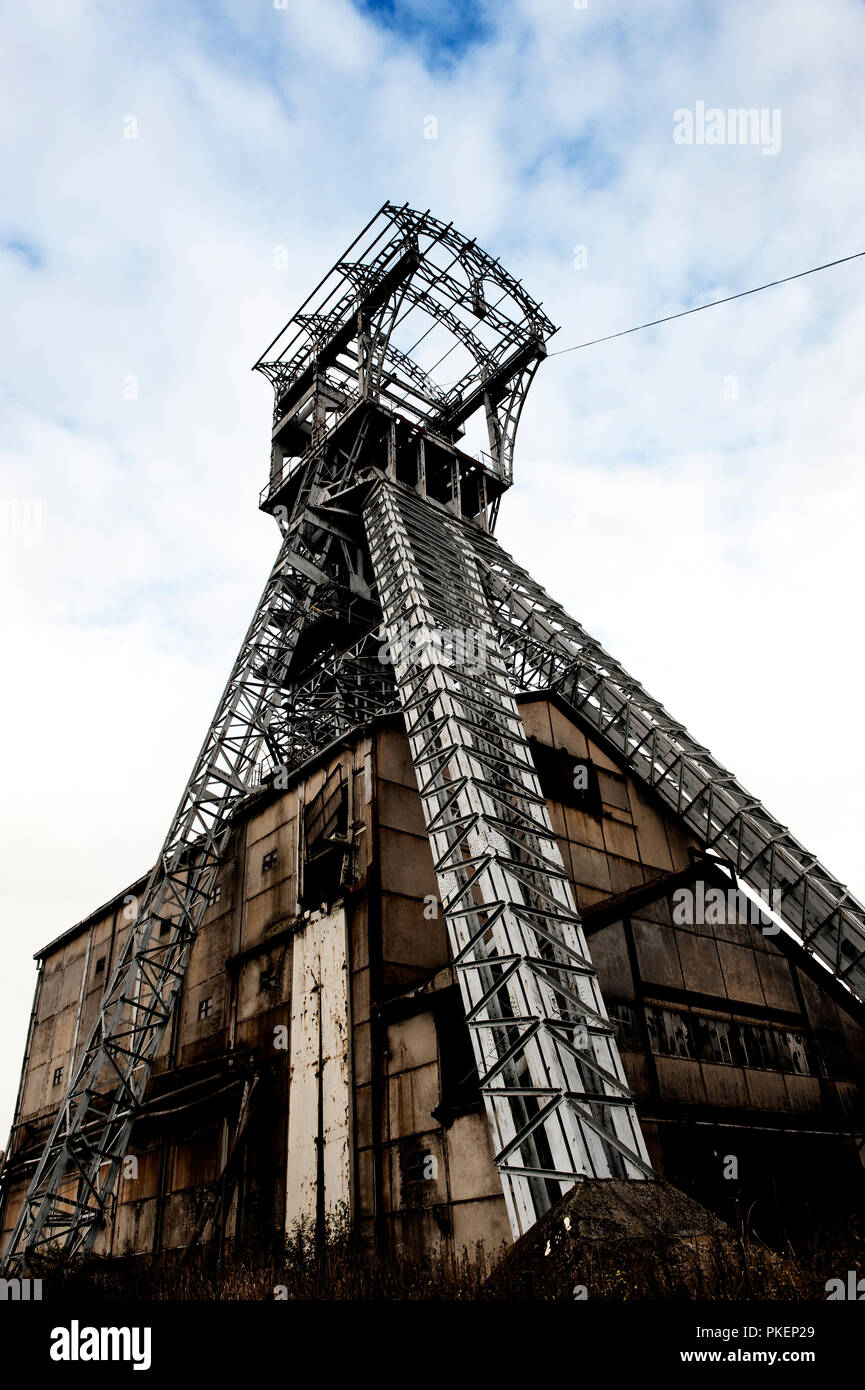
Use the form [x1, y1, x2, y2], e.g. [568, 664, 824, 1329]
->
[285, 906, 352, 1233]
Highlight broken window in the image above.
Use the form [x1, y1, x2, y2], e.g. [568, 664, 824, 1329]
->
[778, 1031, 810, 1076]
[94, 956, 106, 976]
[648, 1008, 818, 1077]
[607, 1000, 641, 1052]
[645, 1005, 695, 1060]
[262, 849, 278, 873]
[737, 1022, 779, 1070]
[695, 1015, 735, 1066]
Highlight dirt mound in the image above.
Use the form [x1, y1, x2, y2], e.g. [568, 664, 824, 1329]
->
[486, 1178, 758, 1299]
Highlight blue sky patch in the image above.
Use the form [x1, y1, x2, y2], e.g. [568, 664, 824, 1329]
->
[351, 0, 493, 69]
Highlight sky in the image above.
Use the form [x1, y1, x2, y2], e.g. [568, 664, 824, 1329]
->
[1, 0, 864, 1138]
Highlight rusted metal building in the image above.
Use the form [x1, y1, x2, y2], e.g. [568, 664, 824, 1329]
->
[4, 205, 865, 1269]
[3, 692, 864, 1258]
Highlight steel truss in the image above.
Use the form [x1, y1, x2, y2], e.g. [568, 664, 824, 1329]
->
[255, 201, 555, 498]
[365, 481, 653, 1236]
[1, 513, 354, 1264]
[8, 200, 864, 1267]
[466, 526, 865, 1001]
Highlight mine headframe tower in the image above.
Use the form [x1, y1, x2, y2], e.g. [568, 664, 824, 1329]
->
[6, 203, 865, 1268]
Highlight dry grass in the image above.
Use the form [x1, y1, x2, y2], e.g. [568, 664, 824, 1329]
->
[30, 1211, 865, 1302]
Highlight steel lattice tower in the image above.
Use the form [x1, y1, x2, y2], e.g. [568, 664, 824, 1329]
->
[6, 203, 865, 1267]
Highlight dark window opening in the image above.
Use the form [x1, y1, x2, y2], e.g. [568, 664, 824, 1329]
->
[301, 766, 349, 909]
[262, 849, 278, 873]
[812, 1029, 854, 1080]
[644, 1004, 819, 1077]
[398, 1140, 443, 1210]
[527, 738, 602, 815]
[198, 997, 214, 1021]
[431, 988, 483, 1125]
[259, 966, 276, 993]
[94, 956, 106, 976]
[52, 1067, 63, 1086]
[647, 1004, 696, 1060]
[402, 1150, 429, 1185]
[608, 1000, 641, 1052]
